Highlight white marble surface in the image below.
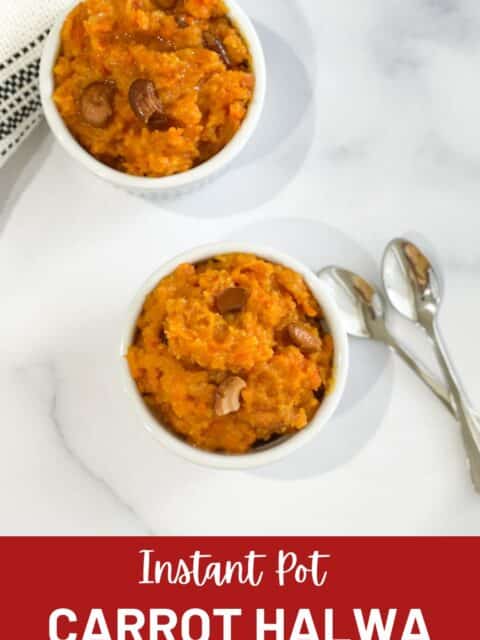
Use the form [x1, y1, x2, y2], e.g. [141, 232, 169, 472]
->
[1, 0, 480, 534]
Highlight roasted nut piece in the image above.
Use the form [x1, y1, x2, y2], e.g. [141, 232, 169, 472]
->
[80, 81, 115, 128]
[203, 31, 232, 68]
[175, 13, 189, 28]
[216, 287, 248, 314]
[215, 376, 247, 416]
[287, 323, 323, 353]
[128, 79, 165, 125]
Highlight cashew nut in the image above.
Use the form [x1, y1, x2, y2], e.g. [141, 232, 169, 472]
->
[215, 376, 247, 417]
[287, 323, 323, 353]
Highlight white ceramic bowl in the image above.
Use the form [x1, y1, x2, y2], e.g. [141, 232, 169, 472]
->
[120, 243, 349, 469]
[39, 1, 266, 196]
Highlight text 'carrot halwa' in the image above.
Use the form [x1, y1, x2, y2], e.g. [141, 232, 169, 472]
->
[127, 254, 335, 454]
[53, 0, 254, 177]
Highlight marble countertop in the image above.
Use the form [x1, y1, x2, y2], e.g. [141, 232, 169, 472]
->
[1, 0, 480, 535]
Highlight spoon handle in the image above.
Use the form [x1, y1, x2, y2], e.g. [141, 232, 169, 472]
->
[429, 323, 480, 491]
[386, 339, 454, 415]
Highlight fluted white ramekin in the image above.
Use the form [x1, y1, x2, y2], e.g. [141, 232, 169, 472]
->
[40, 1, 266, 196]
[120, 243, 349, 470]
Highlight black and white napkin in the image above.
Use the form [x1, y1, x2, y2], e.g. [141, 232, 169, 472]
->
[1, 0, 69, 167]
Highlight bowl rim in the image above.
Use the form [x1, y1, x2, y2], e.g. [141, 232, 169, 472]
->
[39, 0, 267, 191]
[120, 242, 350, 470]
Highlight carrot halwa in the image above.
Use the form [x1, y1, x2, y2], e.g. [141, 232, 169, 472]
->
[127, 254, 335, 454]
[53, 0, 254, 177]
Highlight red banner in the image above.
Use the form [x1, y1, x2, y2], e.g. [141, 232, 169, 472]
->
[2, 537, 478, 639]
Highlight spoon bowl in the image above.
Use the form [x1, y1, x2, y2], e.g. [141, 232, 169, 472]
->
[317, 267, 388, 341]
[383, 239, 442, 327]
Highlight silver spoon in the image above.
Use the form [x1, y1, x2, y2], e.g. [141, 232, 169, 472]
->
[317, 266, 453, 414]
[383, 239, 480, 491]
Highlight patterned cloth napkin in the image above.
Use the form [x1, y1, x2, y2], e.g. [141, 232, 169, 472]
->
[1, 0, 69, 167]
